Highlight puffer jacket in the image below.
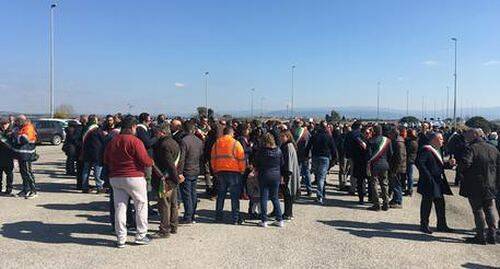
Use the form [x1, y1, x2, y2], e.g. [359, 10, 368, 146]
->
[255, 147, 283, 182]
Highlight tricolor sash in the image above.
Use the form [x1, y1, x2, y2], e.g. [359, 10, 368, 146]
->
[367, 136, 391, 177]
[294, 127, 306, 142]
[423, 145, 443, 166]
[157, 152, 181, 198]
[82, 124, 99, 144]
[137, 124, 148, 132]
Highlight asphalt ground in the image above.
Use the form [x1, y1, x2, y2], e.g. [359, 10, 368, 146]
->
[0, 145, 499, 269]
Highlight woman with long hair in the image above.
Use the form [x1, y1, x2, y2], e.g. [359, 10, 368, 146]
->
[279, 130, 300, 221]
[255, 133, 284, 227]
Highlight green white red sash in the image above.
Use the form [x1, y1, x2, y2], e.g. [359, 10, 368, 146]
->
[82, 124, 99, 144]
[158, 152, 181, 198]
[367, 136, 391, 176]
[295, 127, 306, 142]
[423, 145, 443, 166]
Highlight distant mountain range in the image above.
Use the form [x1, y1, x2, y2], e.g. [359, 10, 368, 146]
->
[219, 106, 500, 120]
[3, 106, 500, 120]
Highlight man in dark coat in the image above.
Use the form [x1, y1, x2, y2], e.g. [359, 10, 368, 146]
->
[405, 129, 418, 196]
[367, 125, 393, 211]
[460, 128, 500, 244]
[0, 118, 14, 194]
[151, 123, 182, 238]
[293, 119, 313, 197]
[388, 128, 407, 208]
[416, 132, 455, 234]
[178, 123, 204, 224]
[346, 122, 369, 204]
[81, 115, 105, 193]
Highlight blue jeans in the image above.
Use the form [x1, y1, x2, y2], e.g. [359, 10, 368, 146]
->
[312, 157, 330, 200]
[259, 179, 282, 222]
[390, 173, 403, 204]
[82, 162, 103, 190]
[300, 160, 312, 192]
[181, 175, 198, 221]
[215, 172, 242, 222]
[406, 163, 414, 193]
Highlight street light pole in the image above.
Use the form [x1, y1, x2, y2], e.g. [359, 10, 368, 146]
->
[451, 37, 458, 126]
[250, 88, 255, 118]
[204, 71, 209, 116]
[446, 86, 450, 119]
[376, 82, 380, 121]
[49, 3, 56, 118]
[406, 89, 409, 116]
[291, 65, 296, 118]
[260, 97, 265, 118]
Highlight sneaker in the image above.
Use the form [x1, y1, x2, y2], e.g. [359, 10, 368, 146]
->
[282, 215, 294, 222]
[274, 220, 285, 227]
[259, 221, 268, 228]
[25, 191, 38, 199]
[134, 235, 152, 245]
[116, 242, 126, 248]
[127, 227, 137, 234]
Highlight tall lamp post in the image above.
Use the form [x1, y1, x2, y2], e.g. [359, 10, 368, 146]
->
[376, 82, 381, 121]
[451, 37, 458, 126]
[250, 88, 255, 118]
[290, 65, 296, 118]
[49, 3, 57, 118]
[204, 71, 209, 116]
[406, 89, 409, 116]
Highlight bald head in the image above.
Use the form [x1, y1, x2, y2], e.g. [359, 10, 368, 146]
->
[171, 119, 182, 132]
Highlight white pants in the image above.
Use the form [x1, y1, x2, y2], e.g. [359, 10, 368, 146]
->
[110, 177, 148, 243]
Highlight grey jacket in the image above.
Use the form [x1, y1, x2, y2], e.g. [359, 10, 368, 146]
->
[180, 134, 204, 177]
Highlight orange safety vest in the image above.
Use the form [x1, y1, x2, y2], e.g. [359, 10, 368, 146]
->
[210, 135, 246, 174]
[18, 123, 37, 143]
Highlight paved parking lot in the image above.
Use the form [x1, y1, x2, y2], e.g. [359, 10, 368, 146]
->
[0, 145, 498, 268]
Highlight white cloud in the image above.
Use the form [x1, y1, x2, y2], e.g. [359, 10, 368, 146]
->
[483, 60, 500, 66]
[174, 82, 185, 88]
[421, 60, 439, 66]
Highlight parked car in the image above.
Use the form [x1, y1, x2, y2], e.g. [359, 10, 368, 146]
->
[32, 119, 67, 145]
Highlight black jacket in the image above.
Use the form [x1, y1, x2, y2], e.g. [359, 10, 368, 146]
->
[136, 124, 158, 157]
[459, 139, 500, 200]
[405, 137, 418, 164]
[367, 136, 393, 174]
[305, 129, 337, 161]
[0, 128, 14, 166]
[416, 146, 453, 198]
[255, 147, 283, 182]
[82, 128, 105, 164]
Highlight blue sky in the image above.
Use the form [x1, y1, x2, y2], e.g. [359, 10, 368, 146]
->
[1, 0, 499, 115]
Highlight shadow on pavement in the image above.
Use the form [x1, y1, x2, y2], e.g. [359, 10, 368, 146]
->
[0, 221, 114, 247]
[319, 220, 466, 243]
[38, 201, 109, 212]
[461, 262, 498, 269]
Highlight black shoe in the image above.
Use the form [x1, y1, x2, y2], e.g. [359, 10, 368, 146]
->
[358, 200, 365, 205]
[150, 232, 170, 239]
[15, 190, 27, 197]
[214, 216, 224, 223]
[170, 228, 177, 234]
[486, 235, 496, 245]
[5, 189, 12, 195]
[367, 205, 381, 211]
[464, 237, 486, 245]
[233, 218, 244, 225]
[381, 203, 389, 211]
[179, 219, 194, 225]
[420, 226, 433, 234]
[436, 226, 455, 233]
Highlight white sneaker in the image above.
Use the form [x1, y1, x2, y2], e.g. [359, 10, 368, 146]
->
[275, 221, 285, 228]
[258, 221, 268, 228]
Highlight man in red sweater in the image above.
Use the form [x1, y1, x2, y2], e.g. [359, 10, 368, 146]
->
[104, 116, 154, 248]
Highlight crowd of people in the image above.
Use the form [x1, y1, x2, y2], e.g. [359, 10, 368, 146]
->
[0, 112, 499, 247]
